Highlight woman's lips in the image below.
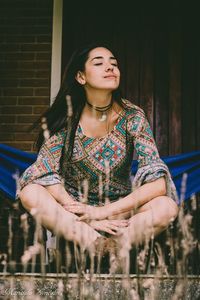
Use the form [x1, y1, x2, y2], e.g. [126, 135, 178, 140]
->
[104, 75, 117, 79]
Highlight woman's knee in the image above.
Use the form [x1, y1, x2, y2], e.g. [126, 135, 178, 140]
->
[19, 184, 43, 210]
[154, 196, 179, 228]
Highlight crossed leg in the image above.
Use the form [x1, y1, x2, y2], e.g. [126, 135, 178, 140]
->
[125, 196, 178, 245]
[19, 184, 101, 251]
[19, 185, 178, 271]
[113, 196, 178, 273]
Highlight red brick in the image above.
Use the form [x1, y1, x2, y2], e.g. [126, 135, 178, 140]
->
[19, 61, 50, 70]
[0, 115, 16, 123]
[0, 25, 51, 35]
[17, 115, 39, 123]
[15, 133, 38, 141]
[20, 78, 49, 87]
[33, 106, 48, 114]
[6, 18, 37, 27]
[0, 97, 17, 105]
[0, 79, 19, 87]
[4, 142, 34, 151]
[5, 52, 35, 61]
[36, 52, 51, 60]
[19, 9, 52, 18]
[2, 106, 32, 114]
[1, 70, 36, 79]
[21, 44, 51, 52]
[0, 53, 5, 61]
[0, 133, 15, 141]
[18, 97, 50, 105]
[0, 61, 19, 70]
[0, 124, 32, 132]
[3, 88, 34, 96]
[0, 0, 53, 9]
[0, 44, 20, 52]
[35, 70, 50, 78]
[0, 0, 53, 149]
[34, 88, 49, 96]
[4, 35, 36, 43]
[32, 144, 37, 152]
[37, 35, 52, 43]
[36, 17, 52, 26]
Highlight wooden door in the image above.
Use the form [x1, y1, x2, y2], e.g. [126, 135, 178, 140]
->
[62, 4, 200, 155]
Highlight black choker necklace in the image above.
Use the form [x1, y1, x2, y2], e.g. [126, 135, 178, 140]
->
[86, 100, 113, 122]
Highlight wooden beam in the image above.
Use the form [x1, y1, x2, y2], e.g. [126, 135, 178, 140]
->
[50, 0, 63, 104]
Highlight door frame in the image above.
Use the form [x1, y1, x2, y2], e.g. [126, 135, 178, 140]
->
[50, 0, 63, 104]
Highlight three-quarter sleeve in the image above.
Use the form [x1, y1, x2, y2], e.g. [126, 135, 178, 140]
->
[127, 107, 178, 202]
[17, 129, 66, 194]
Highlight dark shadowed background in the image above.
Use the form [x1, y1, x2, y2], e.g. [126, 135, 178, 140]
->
[0, 0, 199, 155]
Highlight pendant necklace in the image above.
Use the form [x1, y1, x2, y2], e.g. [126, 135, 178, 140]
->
[86, 100, 113, 122]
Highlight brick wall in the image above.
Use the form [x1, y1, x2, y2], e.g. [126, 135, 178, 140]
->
[0, 0, 53, 152]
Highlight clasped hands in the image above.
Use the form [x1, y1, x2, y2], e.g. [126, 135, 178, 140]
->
[62, 201, 129, 235]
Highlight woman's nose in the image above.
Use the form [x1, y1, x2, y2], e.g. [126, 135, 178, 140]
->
[105, 64, 114, 72]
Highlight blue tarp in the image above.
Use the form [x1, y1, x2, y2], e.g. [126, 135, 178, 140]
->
[0, 143, 200, 202]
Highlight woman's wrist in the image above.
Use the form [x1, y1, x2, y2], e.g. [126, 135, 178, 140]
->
[103, 195, 133, 218]
[87, 206, 108, 220]
[100, 204, 112, 219]
[45, 184, 75, 206]
[60, 196, 77, 207]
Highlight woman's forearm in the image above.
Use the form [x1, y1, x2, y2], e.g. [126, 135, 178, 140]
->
[45, 184, 75, 206]
[105, 177, 167, 218]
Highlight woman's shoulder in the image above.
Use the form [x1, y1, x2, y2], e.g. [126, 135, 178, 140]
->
[50, 128, 66, 140]
[42, 128, 66, 149]
[121, 99, 148, 136]
[122, 98, 145, 119]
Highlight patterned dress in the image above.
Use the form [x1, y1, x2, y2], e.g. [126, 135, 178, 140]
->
[18, 99, 178, 205]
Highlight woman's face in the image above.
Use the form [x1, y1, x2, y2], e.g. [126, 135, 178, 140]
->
[76, 47, 120, 92]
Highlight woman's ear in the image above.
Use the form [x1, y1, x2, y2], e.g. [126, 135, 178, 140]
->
[75, 71, 86, 85]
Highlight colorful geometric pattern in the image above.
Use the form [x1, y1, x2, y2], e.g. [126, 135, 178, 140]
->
[19, 99, 175, 205]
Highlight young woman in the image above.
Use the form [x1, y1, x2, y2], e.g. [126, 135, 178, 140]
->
[18, 42, 179, 255]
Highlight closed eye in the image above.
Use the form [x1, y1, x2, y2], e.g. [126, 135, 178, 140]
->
[94, 63, 118, 67]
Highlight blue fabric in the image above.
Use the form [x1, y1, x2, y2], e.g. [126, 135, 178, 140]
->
[131, 150, 200, 202]
[0, 143, 200, 201]
[0, 144, 36, 200]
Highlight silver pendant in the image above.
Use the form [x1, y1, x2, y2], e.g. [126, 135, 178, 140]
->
[99, 112, 107, 122]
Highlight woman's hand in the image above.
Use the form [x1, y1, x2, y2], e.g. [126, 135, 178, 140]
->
[62, 199, 80, 207]
[63, 202, 108, 221]
[89, 219, 129, 235]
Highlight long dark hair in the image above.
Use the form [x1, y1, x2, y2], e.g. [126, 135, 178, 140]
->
[36, 41, 124, 159]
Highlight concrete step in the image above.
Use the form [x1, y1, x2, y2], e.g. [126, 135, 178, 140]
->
[0, 273, 200, 299]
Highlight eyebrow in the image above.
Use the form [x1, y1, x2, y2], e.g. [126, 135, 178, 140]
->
[91, 56, 117, 61]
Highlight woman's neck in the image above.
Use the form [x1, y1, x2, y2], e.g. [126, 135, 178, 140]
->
[85, 90, 112, 107]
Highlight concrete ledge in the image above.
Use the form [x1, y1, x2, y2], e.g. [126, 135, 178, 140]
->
[0, 273, 200, 299]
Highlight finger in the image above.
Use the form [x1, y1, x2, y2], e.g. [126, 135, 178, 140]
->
[104, 228, 117, 235]
[107, 230, 117, 235]
[67, 206, 86, 213]
[116, 219, 129, 224]
[115, 228, 126, 236]
[119, 221, 129, 227]
[109, 219, 127, 223]
[69, 203, 83, 208]
[109, 224, 119, 231]
[67, 203, 86, 210]
[66, 207, 80, 213]
[78, 214, 90, 222]
[112, 220, 129, 227]
[68, 202, 82, 206]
